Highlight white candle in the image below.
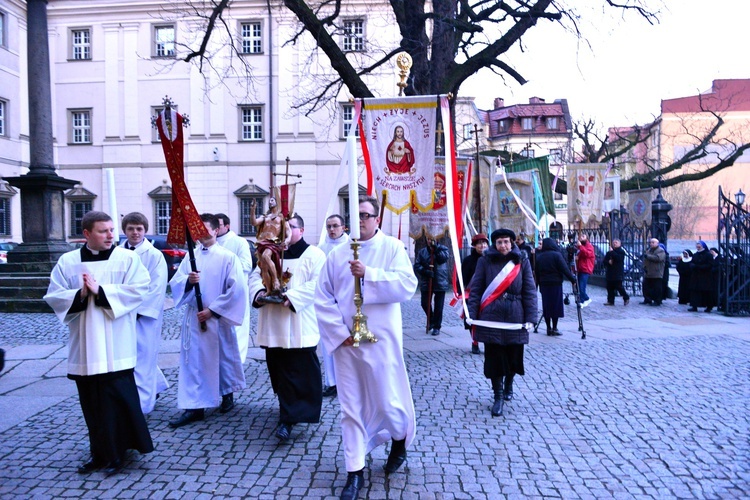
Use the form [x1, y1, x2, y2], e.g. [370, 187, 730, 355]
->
[347, 135, 361, 240]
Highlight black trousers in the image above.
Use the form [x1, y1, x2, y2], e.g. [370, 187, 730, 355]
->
[265, 347, 323, 424]
[73, 369, 154, 464]
[606, 280, 630, 304]
[420, 290, 445, 330]
[643, 277, 663, 304]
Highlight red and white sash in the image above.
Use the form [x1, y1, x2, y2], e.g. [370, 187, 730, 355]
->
[479, 261, 521, 312]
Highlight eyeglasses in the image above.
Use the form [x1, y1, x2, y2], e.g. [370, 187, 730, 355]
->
[359, 213, 378, 220]
[326, 224, 341, 229]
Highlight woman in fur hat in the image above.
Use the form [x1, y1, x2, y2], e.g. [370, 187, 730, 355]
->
[466, 228, 537, 417]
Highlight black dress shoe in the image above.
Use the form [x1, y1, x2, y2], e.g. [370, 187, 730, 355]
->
[471, 344, 480, 355]
[102, 458, 123, 475]
[384, 443, 407, 474]
[77, 459, 104, 474]
[169, 409, 205, 428]
[340, 471, 364, 500]
[219, 393, 235, 413]
[431, 329, 440, 336]
[322, 385, 338, 397]
[275, 422, 293, 441]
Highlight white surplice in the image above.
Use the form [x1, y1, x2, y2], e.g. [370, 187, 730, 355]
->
[217, 230, 254, 363]
[123, 239, 170, 414]
[169, 243, 248, 409]
[316, 232, 350, 388]
[315, 229, 418, 472]
[44, 247, 149, 376]
[249, 244, 325, 349]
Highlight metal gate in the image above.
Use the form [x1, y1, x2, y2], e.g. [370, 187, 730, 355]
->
[566, 208, 651, 297]
[718, 187, 750, 316]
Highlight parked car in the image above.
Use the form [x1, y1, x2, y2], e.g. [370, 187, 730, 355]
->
[0, 242, 19, 264]
[119, 235, 187, 281]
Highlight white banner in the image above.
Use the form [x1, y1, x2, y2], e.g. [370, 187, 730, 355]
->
[567, 163, 608, 224]
[361, 96, 437, 213]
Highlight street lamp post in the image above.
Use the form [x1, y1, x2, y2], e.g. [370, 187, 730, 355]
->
[735, 189, 746, 208]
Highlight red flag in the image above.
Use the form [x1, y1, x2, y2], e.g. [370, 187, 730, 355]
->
[156, 109, 209, 244]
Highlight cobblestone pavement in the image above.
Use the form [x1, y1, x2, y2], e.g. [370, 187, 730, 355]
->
[0, 284, 748, 499]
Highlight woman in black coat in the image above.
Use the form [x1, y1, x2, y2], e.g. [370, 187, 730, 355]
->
[535, 238, 576, 335]
[689, 241, 715, 312]
[467, 228, 537, 417]
[675, 250, 693, 305]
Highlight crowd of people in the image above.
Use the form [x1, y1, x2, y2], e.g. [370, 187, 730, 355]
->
[41, 202, 725, 499]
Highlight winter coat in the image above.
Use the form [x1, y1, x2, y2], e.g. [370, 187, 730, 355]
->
[535, 238, 576, 286]
[642, 245, 666, 279]
[604, 247, 627, 281]
[467, 245, 537, 345]
[690, 249, 713, 292]
[414, 243, 451, 292]
[461, 249, 483, 287]
[575, 241, 596, 275]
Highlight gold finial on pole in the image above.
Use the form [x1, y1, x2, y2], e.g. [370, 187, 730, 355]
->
[396, 52, 413, 96]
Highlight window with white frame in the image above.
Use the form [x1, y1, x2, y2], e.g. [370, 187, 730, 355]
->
[549, 148, 563, 165]
[342, 19, 364, 52]
[0, 197, 10, 235]
[546, 116, 558, 130]
[154, 199, 172, 235]
[341, 104, 359, 138]
[70, 28, 91, 60]
[240, 106, 263, 141]
[153, 25, 175, 57]
[521, 117, 533, 130]
[463, 124, 474, 140]
[239, 196, 265, 236]
[520, 148, 535, 158]
[497, 119, 509, 133]
[0, 99, 6, 137]
[69, 109, 92, 144]
[240, 21, 262, 54]
[70, 200, 92, 236]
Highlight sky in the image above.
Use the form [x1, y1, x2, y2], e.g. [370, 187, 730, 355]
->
[461, 0, 750, 128]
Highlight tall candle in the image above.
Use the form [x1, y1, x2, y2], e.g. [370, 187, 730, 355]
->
[347, 135, 361, 240]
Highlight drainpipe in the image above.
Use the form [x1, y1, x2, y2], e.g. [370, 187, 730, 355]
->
[267, 0, 275, 190]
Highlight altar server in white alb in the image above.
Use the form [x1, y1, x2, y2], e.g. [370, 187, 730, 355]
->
[215, 213, 254, 365]
[250, 214, 325, 441]
[317, 214, 350, 398]
[168, 213, 248, 428]
[315, 196, 418, 500]
[44, 211, 153, 474]
[120, 212, 169, 414]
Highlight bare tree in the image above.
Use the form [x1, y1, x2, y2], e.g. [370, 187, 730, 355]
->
[663, 181, 704, 239]
[168, 0, 658, 114]
[561, 96, 750, 194]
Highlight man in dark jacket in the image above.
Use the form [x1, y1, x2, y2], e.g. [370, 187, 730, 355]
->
[642, 238, 666, 306]
[414, 237, 450, 335]
[603, 239, 630, 306]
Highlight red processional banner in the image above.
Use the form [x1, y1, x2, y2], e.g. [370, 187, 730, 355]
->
[156, 109, 209, 244]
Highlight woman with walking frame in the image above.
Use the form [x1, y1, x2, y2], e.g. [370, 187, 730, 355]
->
[467, 228, 537, 417]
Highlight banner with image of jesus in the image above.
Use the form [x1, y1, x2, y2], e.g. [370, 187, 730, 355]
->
[360, 96, 437, 214]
